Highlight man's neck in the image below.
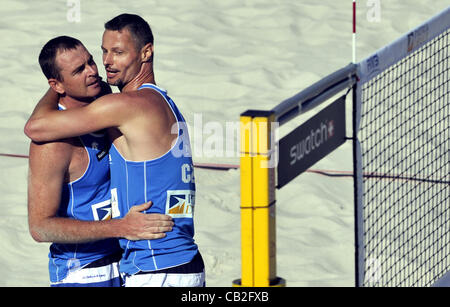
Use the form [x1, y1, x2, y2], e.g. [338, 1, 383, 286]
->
[120, 62, 155, 93]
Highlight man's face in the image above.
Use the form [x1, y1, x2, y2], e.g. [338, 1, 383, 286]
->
[55, 45, 101, 99]
[101, 29, 142, 89]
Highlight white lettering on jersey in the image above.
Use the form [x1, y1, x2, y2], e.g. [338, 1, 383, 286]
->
[181, 163, 195, 183]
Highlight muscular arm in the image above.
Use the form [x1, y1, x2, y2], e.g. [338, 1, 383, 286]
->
[28, 81, 112, 121]
[27, 140, 173, 243]
[24, 81, 118, 141]
[24, 86, 173, 151]
[24, 90, 129, 142]
[28, 87, 59, 119]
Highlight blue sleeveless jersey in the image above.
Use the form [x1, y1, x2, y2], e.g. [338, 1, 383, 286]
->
[109, 84, 198, 275]
[49, 109, 121, 282]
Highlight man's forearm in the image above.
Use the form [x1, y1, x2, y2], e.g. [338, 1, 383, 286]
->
[29, 87, 59, 119]
[30, 217, 126, 244]
[24, 88, 60, 141]
[29, 202, 173, 244]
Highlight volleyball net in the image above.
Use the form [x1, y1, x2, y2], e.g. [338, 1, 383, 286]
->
[353, 7, 450, 286]
[234, 6, 449, 287]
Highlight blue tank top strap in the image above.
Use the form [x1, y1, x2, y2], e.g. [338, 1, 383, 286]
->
[137, 83, 186, 125]
[138, 83, 165, 92]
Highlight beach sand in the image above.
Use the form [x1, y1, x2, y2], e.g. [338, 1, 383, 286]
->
[0, 0, 447, 286]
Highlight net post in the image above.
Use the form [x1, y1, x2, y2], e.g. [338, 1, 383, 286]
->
[233, 110, 285, 287]
[352, 80, 365, 287]
[352, 0, 356, 63]
[236, 113, 255, 287]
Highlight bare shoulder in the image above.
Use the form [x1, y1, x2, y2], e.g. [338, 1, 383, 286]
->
[88, 91, 130, 115]
[93, 90, 138, 107]
[129, 87, 170, 112]
[29, 139, 74, 167]
[95, 87, 162, 106]
[90, 88, 170, 124]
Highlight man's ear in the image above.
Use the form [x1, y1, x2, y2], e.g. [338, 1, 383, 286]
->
[48, 78, 65, 95]
[141, 43, 154, 63]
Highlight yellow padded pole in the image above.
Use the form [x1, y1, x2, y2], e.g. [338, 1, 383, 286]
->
[233, 111, 285, 287]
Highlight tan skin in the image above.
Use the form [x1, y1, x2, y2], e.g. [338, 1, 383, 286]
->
[27, 44, 174, 244]
[25, 29, 178, 163]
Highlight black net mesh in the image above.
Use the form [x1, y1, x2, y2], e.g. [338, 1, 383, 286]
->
[358, 28, 449, 286]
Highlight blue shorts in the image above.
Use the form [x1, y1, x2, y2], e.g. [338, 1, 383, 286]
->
[51, 253, 122, 287]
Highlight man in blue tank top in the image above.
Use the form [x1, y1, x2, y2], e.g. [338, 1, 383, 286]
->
[27, 36, 174, 287]
[25, 14, 205, 287]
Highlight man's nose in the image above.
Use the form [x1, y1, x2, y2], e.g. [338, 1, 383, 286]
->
[103, 52, 112, 66]
[87, 63, 98, 76]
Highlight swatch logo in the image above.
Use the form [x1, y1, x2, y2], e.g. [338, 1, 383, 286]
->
[289, 120, 335, 166]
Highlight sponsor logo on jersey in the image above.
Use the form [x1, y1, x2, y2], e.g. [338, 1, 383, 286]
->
[96, 148, 108, 161]
[91, 199, 112, 221]
[166, 190, 195, 218]
[110, 188, 120, 218]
